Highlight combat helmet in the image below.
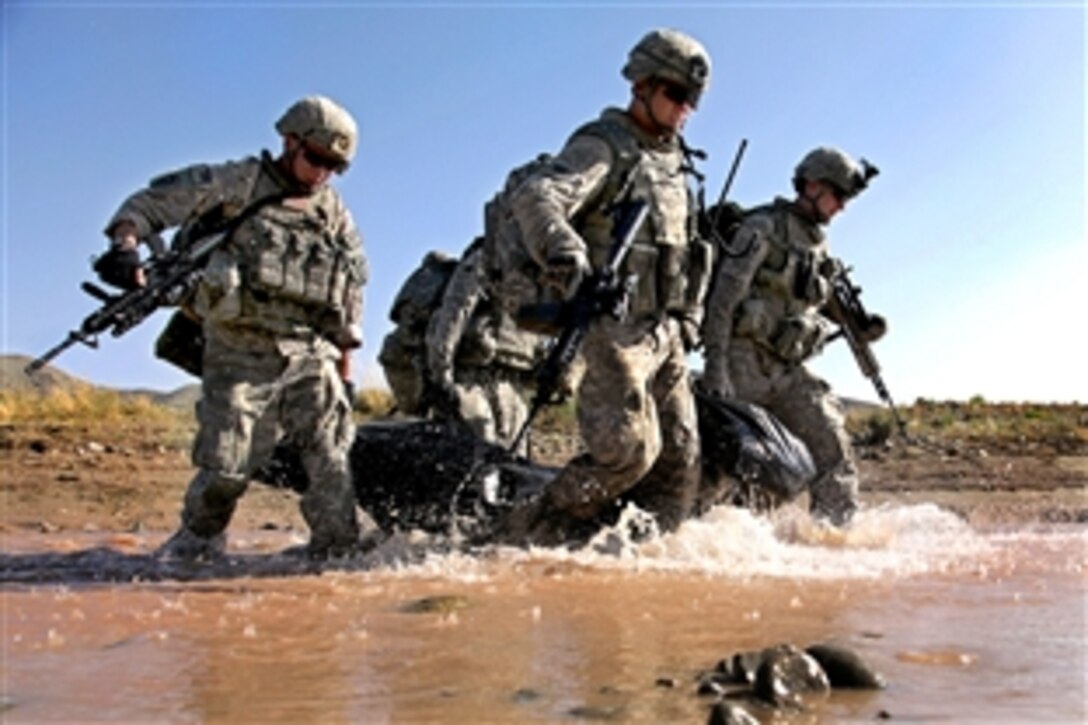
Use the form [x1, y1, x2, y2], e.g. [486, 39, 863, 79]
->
[275, 95, 358, 171]
[794, 147, 878, 199]
[622, 28, 711, 106]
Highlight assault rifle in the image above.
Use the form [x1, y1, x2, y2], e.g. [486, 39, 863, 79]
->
[510, 198, 651, 454]
[823, 261, 908, 437]
[25, 230, 229, 375]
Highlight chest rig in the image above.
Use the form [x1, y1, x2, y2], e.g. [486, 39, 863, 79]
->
[575, 115, 711, 321]
[736, 202, 835, 363]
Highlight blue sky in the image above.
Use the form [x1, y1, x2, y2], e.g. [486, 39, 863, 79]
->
[2, 1, 1084, 403]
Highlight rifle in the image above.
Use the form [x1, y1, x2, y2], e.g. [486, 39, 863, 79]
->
[510, 198, 651, 454]
[824, 262, 908, 437]
[25, 229, 231, 375]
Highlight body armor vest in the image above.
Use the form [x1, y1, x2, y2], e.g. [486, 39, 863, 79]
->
[575, 114, 711, 320]
[735, 202, 834, 363]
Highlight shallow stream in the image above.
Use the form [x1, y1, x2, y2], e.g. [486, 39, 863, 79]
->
[2, 503, 1085, 722]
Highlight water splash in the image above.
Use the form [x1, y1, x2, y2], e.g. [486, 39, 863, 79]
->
[380, 501, 996, 582]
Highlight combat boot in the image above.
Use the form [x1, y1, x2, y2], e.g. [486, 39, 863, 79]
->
[154, 526, 227, 562]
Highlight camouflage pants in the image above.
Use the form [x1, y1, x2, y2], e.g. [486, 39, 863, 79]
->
[544, 317, 700, 531]
[182, 331, 359, 549]
[453, 367, 531, 454]
[727, 338, 858, 523]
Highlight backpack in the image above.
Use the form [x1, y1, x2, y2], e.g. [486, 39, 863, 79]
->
[480, 119, 643, 315]
[378, 250, 460, 413]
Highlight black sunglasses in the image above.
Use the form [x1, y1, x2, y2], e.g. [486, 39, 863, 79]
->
[302, 145, 344, 172]
[828, 184, 849, 203]
[660, 81, 698, 108]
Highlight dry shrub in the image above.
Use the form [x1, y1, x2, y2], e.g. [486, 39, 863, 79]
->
[0, 384, 180, 429]
[354, 387, 395, 420]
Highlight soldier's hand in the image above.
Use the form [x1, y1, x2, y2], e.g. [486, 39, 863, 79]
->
[544, 252, 591, 299]
[678, 317, 701, 352]
[858, 313, 887, 344]
[699, 370, 736, 401]
[93, 245, 145, 290]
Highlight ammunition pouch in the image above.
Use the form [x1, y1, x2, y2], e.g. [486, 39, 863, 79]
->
[736, 301, 830, 364]
[155, 309, 205, 377]
[619, 238, 712, 319]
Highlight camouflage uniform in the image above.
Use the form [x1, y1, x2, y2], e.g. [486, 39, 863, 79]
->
[107, 96, 368, 557]
[425, 244, 544, 452]
[508, 95, 712, 537]
[703, 148, 878, 525]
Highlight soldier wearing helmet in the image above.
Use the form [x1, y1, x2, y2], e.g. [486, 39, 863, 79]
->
[497, 29, 713, 546]
[701, 146, 880, 526]
[100, 95, 372, 560]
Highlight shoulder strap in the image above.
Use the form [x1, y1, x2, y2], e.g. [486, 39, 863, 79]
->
[569, 117, 642, 208]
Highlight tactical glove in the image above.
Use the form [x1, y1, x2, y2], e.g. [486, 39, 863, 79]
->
[93, 246, 143, 290]
[544, 252, 591, 300]
[857, 314, 887, 344]
[677, 316, 702, 352]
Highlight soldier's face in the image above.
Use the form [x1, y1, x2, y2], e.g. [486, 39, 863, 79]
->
[811, 181, 847, 224]
[650, 82, 695, 133]
[285, 137, 336, 189]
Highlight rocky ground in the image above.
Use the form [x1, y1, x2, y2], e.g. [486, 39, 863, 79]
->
[1, 402, 1085, 538]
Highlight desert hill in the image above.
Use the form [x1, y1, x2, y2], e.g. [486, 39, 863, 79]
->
[0, 354, 200, 410]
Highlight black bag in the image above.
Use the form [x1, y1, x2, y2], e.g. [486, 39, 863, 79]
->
[695, 388, 816, 504]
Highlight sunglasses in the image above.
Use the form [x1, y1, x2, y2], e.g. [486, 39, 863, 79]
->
[301, 145, 344, 172]
[660, 81, 698, 108]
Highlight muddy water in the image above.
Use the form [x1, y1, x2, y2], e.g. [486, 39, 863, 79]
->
[2, 504, 1085, 722]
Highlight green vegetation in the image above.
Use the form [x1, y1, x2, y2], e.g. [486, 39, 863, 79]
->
[847, 398, 1087, 455]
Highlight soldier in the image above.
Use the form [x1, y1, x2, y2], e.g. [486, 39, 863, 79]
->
[424, 241, 547, 453]
[98, 95, 370, 559]
[702, 147, 879, 526]
[499, 29, 714, 545]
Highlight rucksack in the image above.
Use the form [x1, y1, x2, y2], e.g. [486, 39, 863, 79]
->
[388, 250, 460, 330]
[480, 119, 643, 314]
[378, 250, 460, 413]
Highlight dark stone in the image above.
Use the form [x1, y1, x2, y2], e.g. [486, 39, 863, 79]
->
[566, 705, 623, 720]
[511, 688, 542, 703]
[707, 701, 760, 725]
[752, 645, 830, 709]
[805, 643, 887, 689]
[727, 650, 766, 684]
[654, 677, 677, 689]
[398, 594, 469, 614]
[697, 676, 727, 697]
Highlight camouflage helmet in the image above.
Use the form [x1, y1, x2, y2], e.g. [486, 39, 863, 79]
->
[275, 95, 358, 170]
[794, 147, 879, 199]
[622, 28, 711, 104]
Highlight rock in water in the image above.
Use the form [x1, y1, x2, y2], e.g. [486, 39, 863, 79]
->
[752, 644, 830, 709]
[805, 643, 887, 689]
[707, 701, 760, 725]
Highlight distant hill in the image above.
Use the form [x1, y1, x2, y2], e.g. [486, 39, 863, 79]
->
[0, 354, 201, 410]
[0, 354, 91, 394]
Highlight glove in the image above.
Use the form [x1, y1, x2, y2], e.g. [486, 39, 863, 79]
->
[677, 316, 701, 352]
[858, 313, 887, 344]
[93, 246, 143, 290]
[543, 252, 591, 299]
